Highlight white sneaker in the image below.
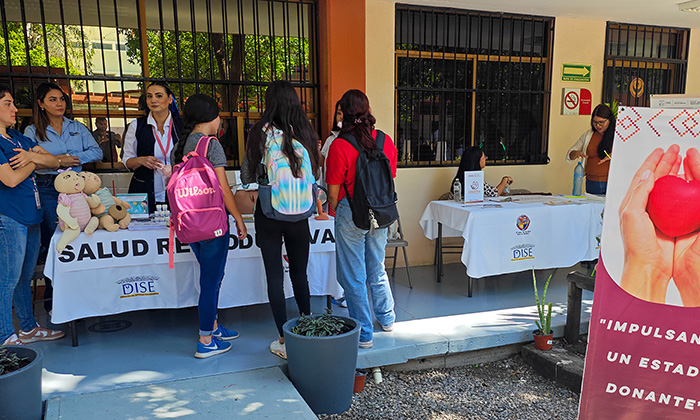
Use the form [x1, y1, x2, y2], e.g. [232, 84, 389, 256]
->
[270, 339, 287, 359]
[2, 333, 22, 346]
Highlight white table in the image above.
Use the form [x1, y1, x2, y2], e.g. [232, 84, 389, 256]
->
[419, 196, 604, 295]
[45, 217, 341, 345]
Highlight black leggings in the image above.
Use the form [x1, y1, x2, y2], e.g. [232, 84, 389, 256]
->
[254, 203, 311, 336]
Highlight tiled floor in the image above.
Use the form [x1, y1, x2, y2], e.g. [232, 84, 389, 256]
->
[17, 262, 593, 400]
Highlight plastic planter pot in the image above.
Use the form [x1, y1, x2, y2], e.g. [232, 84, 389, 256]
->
[282, 315, 360, 415]
[533, 330, 554, 351]
[0, 346, 43, 420]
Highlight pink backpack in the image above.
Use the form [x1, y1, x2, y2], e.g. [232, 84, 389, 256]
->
[167, 136, 228, 267]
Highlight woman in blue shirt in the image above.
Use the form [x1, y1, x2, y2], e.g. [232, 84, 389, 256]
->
[0, 86, 65, 345]
[24, 82, 102, 311]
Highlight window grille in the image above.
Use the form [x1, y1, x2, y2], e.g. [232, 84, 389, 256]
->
[0, 0, 319, 170]
[603, 22, 689, 108]
[395, 4, 553, 166]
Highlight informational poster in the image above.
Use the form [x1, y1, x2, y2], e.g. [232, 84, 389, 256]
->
[463, 170, 484, 203]
[116, 193, 149, 219]
[580, 107, 700, 419]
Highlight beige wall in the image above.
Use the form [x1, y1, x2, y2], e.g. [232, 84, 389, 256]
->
[686, 28, 700, 94]
[364, 1, 698, 267]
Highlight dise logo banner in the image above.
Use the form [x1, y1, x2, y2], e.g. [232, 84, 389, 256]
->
[580, 107, 700, 419]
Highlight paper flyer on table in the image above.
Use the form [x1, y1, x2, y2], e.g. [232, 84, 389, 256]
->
[463, 170, 484, 203]
[579, 106, 700, 419]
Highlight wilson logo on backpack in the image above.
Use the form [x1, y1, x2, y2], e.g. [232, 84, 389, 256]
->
[340, 130, 398, 233]
[167, 136, 228, 268]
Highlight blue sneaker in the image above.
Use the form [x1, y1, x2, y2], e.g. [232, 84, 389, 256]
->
[195, 337, 232, 359]
[212, 325, 239, 341]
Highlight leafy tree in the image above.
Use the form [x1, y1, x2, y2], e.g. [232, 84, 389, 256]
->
[0, 23, 93, 84]
[120, 29, 309, 112]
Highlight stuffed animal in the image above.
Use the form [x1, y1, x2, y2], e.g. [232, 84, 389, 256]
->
[54, 170, 101, 253]
[80, 171, 131, 232]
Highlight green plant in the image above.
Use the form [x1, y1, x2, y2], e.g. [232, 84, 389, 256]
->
[291, 313, 351, 337]
[0, 348, 30, 376]
[533, 271, 553, 336]
[604, 99, 620, 118]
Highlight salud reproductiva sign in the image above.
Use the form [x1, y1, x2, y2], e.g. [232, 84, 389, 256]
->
[580, 107, 700, 418]
[50, 219, 336, 272]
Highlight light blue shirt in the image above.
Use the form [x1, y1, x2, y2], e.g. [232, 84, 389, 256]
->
[24, 116, 102, 174]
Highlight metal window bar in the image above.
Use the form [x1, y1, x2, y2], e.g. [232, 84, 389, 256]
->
[603, 22, 689, 108]
[395, 4, 553, 167]
[0, 0, 319, 171]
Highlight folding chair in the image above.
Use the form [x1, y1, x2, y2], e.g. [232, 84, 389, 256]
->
[385, 216, 413, 289]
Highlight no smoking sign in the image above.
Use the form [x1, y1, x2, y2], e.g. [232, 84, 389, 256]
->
[562, 88, 592, 115]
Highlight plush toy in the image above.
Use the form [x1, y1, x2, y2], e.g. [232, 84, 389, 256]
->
[80, 171, 131, 232]
[54, 170, 101, 253]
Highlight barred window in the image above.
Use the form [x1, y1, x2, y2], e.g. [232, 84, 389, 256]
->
[395, 5, 553, 167]
[0, 0, 318, 171]
[604, 22, 689, 107]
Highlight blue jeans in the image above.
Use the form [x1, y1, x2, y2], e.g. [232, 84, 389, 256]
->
[334, 199, 395, 343]
[37, 177, 59, 311]
[586, 180, 607, 195]
[190, 229, 229, 336]
[0, 215, 40, 343]
[36, 177, 59, 253]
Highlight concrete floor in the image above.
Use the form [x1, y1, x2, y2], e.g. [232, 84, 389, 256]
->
[16, 261, 594, 402]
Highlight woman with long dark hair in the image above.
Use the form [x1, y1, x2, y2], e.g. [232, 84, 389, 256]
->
[451, 146, 513, 197]
[0, 86, 64, 345]
[240, 80, 320, 359]
[123, 81, 183, 213]
[24, 82, 102, 312]
[171, 94, 247, 359]
[326, 89, 398, 349]
[567, 104, 616, 195]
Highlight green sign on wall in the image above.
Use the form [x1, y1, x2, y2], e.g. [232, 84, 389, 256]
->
[562, 63, 591, 82]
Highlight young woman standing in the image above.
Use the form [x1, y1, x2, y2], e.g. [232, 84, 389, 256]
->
[171, 94, 247, 358]
[124, 82, 182, 213]
[326, 89, 398, 349]
[0, 86, 65, 345]
[24, 82, 102, 312]
[240, 80, 320, 359]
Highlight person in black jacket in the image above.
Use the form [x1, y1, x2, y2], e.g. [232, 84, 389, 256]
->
[122, 82, 182, 213]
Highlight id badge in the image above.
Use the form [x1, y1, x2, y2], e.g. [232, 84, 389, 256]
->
[34, 188, 42, 209]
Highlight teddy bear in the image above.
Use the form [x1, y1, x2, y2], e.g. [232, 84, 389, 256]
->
[54, 170, 101, 253]
[80, 171, 131, 232]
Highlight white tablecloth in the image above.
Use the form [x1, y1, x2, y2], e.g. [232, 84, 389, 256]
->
[45, 218, 341, 323]
[419, 197, 604, 278]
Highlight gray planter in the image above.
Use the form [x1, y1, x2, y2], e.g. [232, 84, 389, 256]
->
[282, 315, 360, 415]
[0, 345, 43, 420]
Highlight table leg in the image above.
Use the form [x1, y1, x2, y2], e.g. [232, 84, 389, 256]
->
[437, 223, 443, 283]
[326, 295, 332, 312]
[468, 276, 472, 298]
[70, 321, 78, 347]
[565, 281, 583, 344]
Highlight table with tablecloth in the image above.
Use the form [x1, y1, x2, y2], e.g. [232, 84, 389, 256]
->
[45, 217, 341, 326]
[419, 196, 604, 287]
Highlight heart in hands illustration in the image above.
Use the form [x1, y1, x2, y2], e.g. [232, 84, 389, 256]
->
[647, 174, 700, 237]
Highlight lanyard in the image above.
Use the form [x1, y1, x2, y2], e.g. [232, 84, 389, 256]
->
[152, 123, 172, 163]
[2, 133, 41, 209]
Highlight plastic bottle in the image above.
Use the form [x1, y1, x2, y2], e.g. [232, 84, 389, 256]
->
[453, 178, 462, 203]
[572, 161, 584, 196]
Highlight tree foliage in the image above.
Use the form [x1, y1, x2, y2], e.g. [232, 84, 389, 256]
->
[0, 23, 92, 77]
[120, 28, 310, 112]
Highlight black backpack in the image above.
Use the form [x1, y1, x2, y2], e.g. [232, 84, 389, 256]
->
[339, 131, 399, 232]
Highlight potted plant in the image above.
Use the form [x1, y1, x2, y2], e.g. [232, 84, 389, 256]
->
[533, 271, 553, 350]
[0, 345, 43, 420]
[282, 311, 360, 415]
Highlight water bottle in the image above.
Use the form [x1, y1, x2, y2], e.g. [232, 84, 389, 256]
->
[453, 178, 462, 203]
[572, 161, 584, 196]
